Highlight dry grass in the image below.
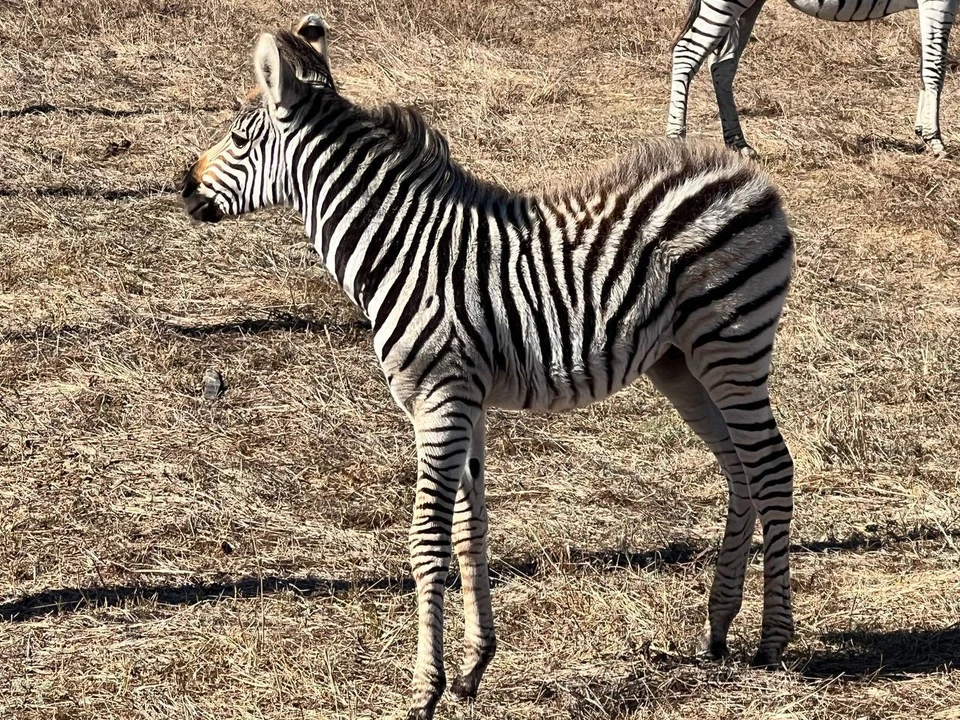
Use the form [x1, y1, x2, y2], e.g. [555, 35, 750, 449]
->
[1, 0, 959, 718]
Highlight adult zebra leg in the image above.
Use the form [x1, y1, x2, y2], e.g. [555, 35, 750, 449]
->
[915, 0, 955, 155]
[667, 0, 761, 140]
[709, 0, 766, 158]
[647, 347, 755, 659]
[449, 412, 497, 701]
[702, 373, 794, 667]
[406, 399, 480, 720]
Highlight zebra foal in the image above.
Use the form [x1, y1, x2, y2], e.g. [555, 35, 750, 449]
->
[669, 0, 956, 156]
[183, 16, 797, 720]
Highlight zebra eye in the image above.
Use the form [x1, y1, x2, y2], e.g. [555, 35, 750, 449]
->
[232, 131, 249, 148]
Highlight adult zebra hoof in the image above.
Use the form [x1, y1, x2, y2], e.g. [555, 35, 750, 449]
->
[750, 647, 784, 669]
[699, 638, 729, 660]
[916, 128, 948, 157]
[736, 145, 759, 161]
[449, 674, 478, 702]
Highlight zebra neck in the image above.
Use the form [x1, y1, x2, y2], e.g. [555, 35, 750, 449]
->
[292, 135, 508, 321]
[288, 119, 390, 309]
[287, 100, 532, 333]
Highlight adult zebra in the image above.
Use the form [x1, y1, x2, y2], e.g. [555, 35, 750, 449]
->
[668, 0, 956, 156]
[183, 16, 797, 720]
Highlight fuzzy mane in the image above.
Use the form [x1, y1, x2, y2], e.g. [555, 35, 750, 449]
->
[361, 101, 512, 204]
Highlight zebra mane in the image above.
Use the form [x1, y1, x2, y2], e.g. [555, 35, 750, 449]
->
[360, 101, 511, 204]
[540, 137, 753, 206]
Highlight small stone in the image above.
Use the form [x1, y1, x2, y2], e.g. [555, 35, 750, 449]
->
[202, 369, 225, 400]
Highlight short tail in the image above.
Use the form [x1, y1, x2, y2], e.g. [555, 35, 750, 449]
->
[672, 0, 701, 50]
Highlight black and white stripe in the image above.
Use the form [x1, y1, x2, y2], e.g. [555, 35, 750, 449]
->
[668, 0, 956, 156]
[184, 17, 797, 720]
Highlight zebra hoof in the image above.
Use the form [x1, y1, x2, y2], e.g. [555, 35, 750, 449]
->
[750, 647, 784, 669]
[449, 675, 478, 702]
[916, 129, 948, 157]
[736, 145, 759, 161]
[404, 707, 434, 720]
[699, 638, 729, 660]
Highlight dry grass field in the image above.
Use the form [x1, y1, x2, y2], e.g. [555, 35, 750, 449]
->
[1, 0, 959, 718]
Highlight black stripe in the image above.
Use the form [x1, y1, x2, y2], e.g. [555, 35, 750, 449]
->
[672, 231, 791, 334]
[493, 210, 529, 404]
[357, 172, 426, 307]
[373, 188, 439, 341]
[332, 150, 400, 284]
[535, 205, 576, 400]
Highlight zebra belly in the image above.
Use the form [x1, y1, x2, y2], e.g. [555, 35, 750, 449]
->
[486, 333, 672, 413]
[786, 0, 918, 20]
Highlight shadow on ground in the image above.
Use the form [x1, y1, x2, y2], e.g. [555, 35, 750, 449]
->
[847, 134, 927, 155]
[799, 625, 960, 679]
[163, 314, 371, 337]
[2, 524, 955, 623]
[539, 625, 960, 718]
[0, 312, 371, 344]
[0, 542, 701, 622]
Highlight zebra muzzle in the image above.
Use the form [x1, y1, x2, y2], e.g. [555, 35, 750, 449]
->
[181, 170, 224, 223]
[184, 196, 224, 223]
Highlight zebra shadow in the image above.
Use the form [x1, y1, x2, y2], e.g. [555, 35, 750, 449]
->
[535, 625, 960, 717]
[162, 313, 371, 338]
[798, 625, 960, 679]
[0, 541, 706, 623]
[845, 134, 927, 156]
[0, 524, 955, 623]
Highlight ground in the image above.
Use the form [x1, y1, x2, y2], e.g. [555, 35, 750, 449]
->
[1, 1, 959, 718]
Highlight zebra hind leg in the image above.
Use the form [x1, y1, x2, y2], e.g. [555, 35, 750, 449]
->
[667, 1, 758, 139]
[448, 412, 497, 702]
[647, 346, 756, 659]
[708, 0, 766, 158]
[915, 0, 955, 156]
[696, 368, 794, 667]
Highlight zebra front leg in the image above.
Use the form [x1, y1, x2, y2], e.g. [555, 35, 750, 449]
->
[448, 412, 497, 702]
[915, 0, 955, 155]
[709, 0, 766, 158]
[406, 402, 479, 720]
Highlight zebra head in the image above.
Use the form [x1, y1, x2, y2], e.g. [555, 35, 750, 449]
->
[182, 15, 335, 223]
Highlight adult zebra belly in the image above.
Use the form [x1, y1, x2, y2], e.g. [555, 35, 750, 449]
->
[786, 0, 918, 21]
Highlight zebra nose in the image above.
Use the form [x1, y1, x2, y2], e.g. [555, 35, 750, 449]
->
[181, 166, 200, 199]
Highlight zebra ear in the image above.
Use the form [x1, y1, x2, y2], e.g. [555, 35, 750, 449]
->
[295, 14, 329, 63]
[253, 32, 303, 110]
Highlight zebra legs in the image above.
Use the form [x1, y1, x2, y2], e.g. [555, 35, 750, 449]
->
[660, 324, 795, 665]
[702, 370, 795, 667]
[667, 0, 763, 145]
[448, 413, 497, 701]
[406, 399, 480, 720]
[709, 0, 765, 157]
[915, 0, 955, 155]
[647, 347, 755, 659]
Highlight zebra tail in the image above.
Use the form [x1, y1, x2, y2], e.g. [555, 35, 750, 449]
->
[671, 0, 701, 50]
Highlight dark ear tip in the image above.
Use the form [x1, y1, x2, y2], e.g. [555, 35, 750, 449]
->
[296, 14, 327, 41]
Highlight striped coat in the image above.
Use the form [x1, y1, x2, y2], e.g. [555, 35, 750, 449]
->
[668, 0, 956, 156]
[183, 17, 797, 720]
